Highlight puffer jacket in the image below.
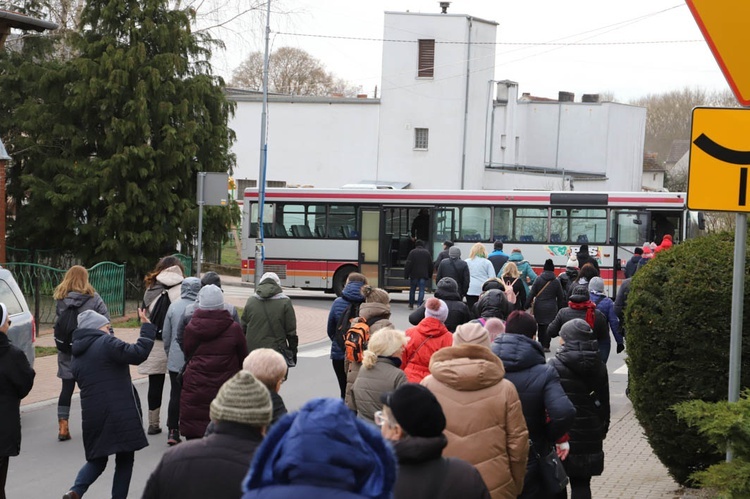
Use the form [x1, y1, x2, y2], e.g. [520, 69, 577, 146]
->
[55, 291, 111, 380]
[525, 271, 566, 325]
[181, 308, 247, 439]
[144, 265, 184, 311]
[327, 280, 366, 360]
[422, 345, 528, 498]
[402, 318, 452, 383]
[474, 289, 514, 321]
[547, 305, 609, 345]
[590, 293, 623, 345]
[242, 278, 298, 357]
[71, 323, 155, 460]
[242, 398, 397, 499]
[409, 282, 471, 332]
[349, 357, 407, 423]
[0, 334, 34, 457]
[163, 277, 201, 373]
[558, 269, 578, 297]
[550, 339, 610, 477]
[501, 253, 536, 295]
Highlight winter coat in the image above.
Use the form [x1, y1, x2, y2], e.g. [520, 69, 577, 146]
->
[502, 276, 526, 312]
[434, 249, 450, 272]
[143, 421, 264, 499]
[490, 333, 575, 496]
[547, 305, 609, 346]
[270, 391, 288, 426]
[576, 250, 600, 273]
[326, 280, 366, 360]
[488, 250, 510, 276]
[558, 269, 578, 298]
[402, 318, 452, 383]
[55, 291, 110, 380]
[590, 293, 624, 345]
[409, 283, 471, 332]
[655, 234, 673, 253]
[474, 289, 514, 321]
[501, 253, 537, 295]
[405, 247, 433, 280]
[349, 357, 407, 423]
[624, 255, 641, 278]
[242, 278, 298, 358]
[175, 301, 240, 354]
[242, 398, 397, 499]
[466, 257, 496, 297]
[0, 333, 34, 457]
[422, 345, 528, 498]
[71, 323, 155, 460]
[181, 308, 247, 439]
[525, 271, 566, 325]
[437, 257, 470, 298]
[392, 434, 490, 499]
[163, 278, 201, 373]
[140, 265, 184, 376]
[550, 339, 610, 477]
[614, 278, 631, 325]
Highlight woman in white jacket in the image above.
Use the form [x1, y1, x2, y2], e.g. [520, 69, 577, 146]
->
[465, 243, 496, 314]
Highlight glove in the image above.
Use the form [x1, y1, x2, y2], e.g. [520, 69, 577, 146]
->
[617, 342, 625, 354]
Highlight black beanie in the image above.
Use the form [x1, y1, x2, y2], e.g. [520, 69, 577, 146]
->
[381, 384, 445, 438]
[505, 310, 538, 338]
[544, 259, 554, 272]
[201, 271, 222, 288]
[569, 285, 590, 303]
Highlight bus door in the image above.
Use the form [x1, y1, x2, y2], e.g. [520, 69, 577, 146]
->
[612, 210, 650, 298]
[358, 208, 383, 287]
[380, 206, 429, 291]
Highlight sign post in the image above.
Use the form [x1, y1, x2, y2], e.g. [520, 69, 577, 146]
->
[195, 172, 229, 275]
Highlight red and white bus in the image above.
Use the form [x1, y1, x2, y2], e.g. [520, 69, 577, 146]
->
[241, 188, 702, 295]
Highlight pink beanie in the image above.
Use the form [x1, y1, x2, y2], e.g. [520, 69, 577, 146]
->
[484, 317, 505, 341]
[424, 298, 449, 323]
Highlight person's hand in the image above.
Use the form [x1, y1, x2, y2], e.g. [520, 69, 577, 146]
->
[556, 442, 570, 460]
[138, 308, 151, 324]
[617, 342, 625, 354]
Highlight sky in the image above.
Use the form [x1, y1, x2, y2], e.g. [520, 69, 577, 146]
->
[202, 0, 731, 103]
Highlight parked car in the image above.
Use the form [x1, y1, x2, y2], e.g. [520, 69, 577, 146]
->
[0, 268, 35, 366]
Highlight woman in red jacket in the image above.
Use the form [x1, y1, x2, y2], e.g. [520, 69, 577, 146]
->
[402, 298, 452, 383]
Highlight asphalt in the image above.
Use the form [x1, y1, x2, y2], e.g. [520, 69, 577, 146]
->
[25, 273, 692, 497]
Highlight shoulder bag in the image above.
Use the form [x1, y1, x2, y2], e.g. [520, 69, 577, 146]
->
[531, 439, 569, 493]
[530, 280, 553, 316]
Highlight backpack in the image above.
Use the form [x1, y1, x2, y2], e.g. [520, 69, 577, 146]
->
[344, 318, 370, 363]
[54, 296, 91, 353]
[334, 302, 360, 351]
[146, 290, 172, 341]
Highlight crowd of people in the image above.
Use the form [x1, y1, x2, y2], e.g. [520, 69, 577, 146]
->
[0, 237, 672, 499]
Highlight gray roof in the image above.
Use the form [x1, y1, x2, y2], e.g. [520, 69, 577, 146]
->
[666, 140, 690, 164]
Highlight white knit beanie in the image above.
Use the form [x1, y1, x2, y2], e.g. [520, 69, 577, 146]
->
[424, 298, 449, 323]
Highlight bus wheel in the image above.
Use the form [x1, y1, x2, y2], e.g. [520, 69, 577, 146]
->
[332, 266, 356, 297]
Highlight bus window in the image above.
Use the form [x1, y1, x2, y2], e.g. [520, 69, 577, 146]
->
[329, 205, 357, 239]
[550, 208, 569, 243]
[459, 207, 491, 241]
[514, 208, 548, 242]
[249, 203, 274, 237]
[570, 208, 607, 244]
[492, 207, 513, 242]
[435, 208, 458, 242]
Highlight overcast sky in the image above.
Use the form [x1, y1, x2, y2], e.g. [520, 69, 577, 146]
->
[206, 0, 731, 103]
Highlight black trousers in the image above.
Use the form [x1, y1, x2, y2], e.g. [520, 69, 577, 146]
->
[332, 359, 347, 399]
[167, 371, 181, 430]
[0, 455, 8, 499]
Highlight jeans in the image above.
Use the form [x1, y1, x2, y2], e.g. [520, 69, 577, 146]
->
[71, 452, 134, 499]
[409, 278, 427, 307]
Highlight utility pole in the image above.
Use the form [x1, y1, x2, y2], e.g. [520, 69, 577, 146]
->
[254, 0, 272, 287]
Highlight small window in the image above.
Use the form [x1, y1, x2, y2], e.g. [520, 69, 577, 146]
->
[459, 207, 491, 241]
[418, 39, 435, 78]
[514, 208, 548, 242]
[492, 207, 514, 242]
[414, 128, 429, 150]
[570, 208, 607, 244]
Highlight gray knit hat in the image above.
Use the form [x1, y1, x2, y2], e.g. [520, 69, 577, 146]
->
[77, 309, 109, 330]
[198, 284, 224, 310]
[589, 277, 606, 296]
[209, 371, 273, 426]
[560, 319, 594, 342]
[448, 246, 461, 259]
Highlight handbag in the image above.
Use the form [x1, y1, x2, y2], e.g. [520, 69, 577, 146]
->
[531, 440, 569, 493]
[530, 280, 552, 316]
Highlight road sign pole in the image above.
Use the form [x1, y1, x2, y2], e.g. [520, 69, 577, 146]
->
[727, 212, 746, 462]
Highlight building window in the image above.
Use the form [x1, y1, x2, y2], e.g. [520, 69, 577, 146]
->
[417, 39, 435, 77]
[414, 128, 429, 150]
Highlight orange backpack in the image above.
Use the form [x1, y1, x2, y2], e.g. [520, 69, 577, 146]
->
[344, 318, 370, 363]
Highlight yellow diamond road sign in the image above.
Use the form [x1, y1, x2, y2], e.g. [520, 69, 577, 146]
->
[688, 107, 750, 212]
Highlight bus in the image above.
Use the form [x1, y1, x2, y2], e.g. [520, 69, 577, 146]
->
[241, 188, 703, 296]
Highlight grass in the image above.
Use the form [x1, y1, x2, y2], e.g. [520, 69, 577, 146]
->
[113, 317, 141, 328]
[35, 346, 58, 358]
[220, 238, 241, 267]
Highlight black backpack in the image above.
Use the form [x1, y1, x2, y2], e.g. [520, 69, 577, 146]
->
[54, 297, 91, 353]
[333, 302, 360, 351]
[146, 290, 172, 341]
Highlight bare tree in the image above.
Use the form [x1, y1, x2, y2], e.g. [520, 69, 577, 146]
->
[231, 46, 360, 96]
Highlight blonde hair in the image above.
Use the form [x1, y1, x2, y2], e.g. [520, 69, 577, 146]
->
[242, 349, 288, 390]
[502, 262, 520, 279]
[53, 266, 96, 300]
[362, 328, 407, 370]
[468, 242, 488, 259]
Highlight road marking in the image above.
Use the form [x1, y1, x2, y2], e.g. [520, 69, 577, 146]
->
[297, 346, 331, 358]
[613, 364, 628, 375]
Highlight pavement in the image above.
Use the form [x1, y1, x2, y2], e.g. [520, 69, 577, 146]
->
[25, 274, 691, 497]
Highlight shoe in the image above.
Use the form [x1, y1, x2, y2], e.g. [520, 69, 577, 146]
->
[58, 418, 71, 441]
[543, 347, 551, 353]
[148, 409, 162, 435]
[408, 305, 414, 310]
[63, 491, 80, 499]
[167, 428, 182, 446]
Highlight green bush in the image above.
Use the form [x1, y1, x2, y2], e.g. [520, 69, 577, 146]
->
[626, 230, 750, 485]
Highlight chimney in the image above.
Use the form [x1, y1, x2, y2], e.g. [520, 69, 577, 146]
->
[439, 1, 450, 13]
[581, 94, 600, 103]
[558, 91, 574, 102]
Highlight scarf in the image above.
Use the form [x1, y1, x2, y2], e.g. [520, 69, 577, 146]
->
[568, 300, 596, 329]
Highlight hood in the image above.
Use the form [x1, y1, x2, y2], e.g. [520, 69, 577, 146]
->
[565, 268, 578, 278]
[414, 317, 450, 338]
[538, 270, 556, 282]
[429, 344, 505, 392]
[71, 328, 106, 356]
[555, 339, 602, 377]
[256, 279, 283, 299]
[434, 280, 461, 301]
[181, 277, 201, 300]
[359, 302, 390, 322]
[156, 265, 184, 287]
[392, 434, 447, 464]
[243, 398, 396, 499]
[476, 289, 509, 319]
[509, 252, 525, 263]
[491, 333, 546, 372]
[63, 291, 95, 308]
[188, 308, 235, 342]
[342, 281, 366, 304]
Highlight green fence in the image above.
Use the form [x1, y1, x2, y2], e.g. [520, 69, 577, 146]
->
[173, 253, 193, 276]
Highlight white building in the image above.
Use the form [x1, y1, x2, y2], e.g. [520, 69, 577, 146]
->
[228, 8, 646, 193]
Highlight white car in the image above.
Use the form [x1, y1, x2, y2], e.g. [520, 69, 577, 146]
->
[0, 268, 35, 366]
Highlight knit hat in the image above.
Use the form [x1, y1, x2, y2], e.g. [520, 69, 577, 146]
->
[209, 371, 272, 426]
[560, 319, 594, 342]
[569, 285, 590, 303]
[201, 271, 222, 288]
[198, 284, 224, 310]
[77, 309, 109, 330]
[544, 259, 555, 272]
[504, 310, 537, 338]
[437, 277, 458, 294]
[260, 272, 281, 286]
[453, 322, 490, 348]
[566, 254, 579, 269]
[381, 383, 446, 438]
[424, 298, 449, 323]
[484, 317, 505, 341]
[589, 277, 605, 296]
[448, 246, 461, 259]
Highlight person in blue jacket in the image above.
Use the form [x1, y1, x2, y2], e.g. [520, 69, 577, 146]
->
[62, 308, 155, 499]
[327, 273, 367, 399]
[500, 249, 537, 295]
[588, 277, 625, 358]
[242, 397, 397, 499]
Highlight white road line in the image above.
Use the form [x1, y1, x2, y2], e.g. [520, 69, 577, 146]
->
[297, 346, 331, 358]
[613, 364, 628, 375]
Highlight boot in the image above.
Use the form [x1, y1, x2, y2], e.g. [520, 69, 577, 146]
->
[167, 428, 182, 446]
[62, 491, 80, 499]
[58, 418, 71, 441]
[147, 409, 162, 435]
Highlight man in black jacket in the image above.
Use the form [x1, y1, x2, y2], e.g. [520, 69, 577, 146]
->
[624, 247, 643, 278]
[378, 383, 490, 499]
[405, 240, 433, 309]
[142, 371, 273, 499]
[436, 246, 470, 299]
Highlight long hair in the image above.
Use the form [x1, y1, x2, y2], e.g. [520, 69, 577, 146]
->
[468, 242, 487, 259]
[578, 263, 599, 282]
[362, 328, 407, 370]
[502, 262, 520, 280]
[53, 265, 96, 300]
[144, 256, 185, 288]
